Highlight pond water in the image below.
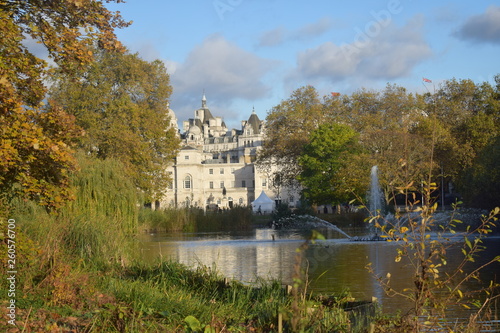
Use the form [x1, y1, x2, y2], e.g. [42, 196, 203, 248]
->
[138, 225, 500, 317]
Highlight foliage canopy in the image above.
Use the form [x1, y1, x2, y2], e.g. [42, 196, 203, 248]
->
[298, 122, 363, 205]
[261, 78, 500, 209]
[0, 0, 129, 210]
[49, 49, 180, 201]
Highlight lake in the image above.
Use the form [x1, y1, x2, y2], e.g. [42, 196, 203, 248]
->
[138, 224, 500, 318]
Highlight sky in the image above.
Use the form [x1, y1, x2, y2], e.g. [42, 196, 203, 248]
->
[104, 0, 500, 129]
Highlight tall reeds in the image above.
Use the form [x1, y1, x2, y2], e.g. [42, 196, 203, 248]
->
[138, 206, 254, 233]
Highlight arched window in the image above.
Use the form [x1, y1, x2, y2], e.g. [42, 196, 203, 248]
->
[184, 175, 192, 189]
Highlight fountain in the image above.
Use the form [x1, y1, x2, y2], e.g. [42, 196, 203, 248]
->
[272, 166, 387, 241]
[271, 215, 351, 238]
[369, 166, 384, 216]
[350, 166, 386, 242]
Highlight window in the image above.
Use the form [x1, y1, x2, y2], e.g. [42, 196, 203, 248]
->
[220, 181, 224, 188]
[209, 169, 213, 174]
[209, 181, 214, 189]
[184, 176, 191, 189]
[239, 198, 244, 205]
[184, 155, 189, 160]
[220, 168, 224, 174]
[262, 178, 267, 187]
[242, 180, 246, 187]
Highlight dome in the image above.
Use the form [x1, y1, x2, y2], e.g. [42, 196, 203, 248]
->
[188, 124, 201, 135]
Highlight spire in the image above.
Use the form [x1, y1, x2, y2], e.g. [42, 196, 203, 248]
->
[202, 90, 207, 108]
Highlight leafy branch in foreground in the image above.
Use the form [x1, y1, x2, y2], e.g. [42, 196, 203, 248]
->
[367, 200, 500, 332]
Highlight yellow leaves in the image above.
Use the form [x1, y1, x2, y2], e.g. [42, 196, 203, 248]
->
[395, 248, 403, 262]
[492, 207, 500, 217]
[68, 0, 84, 7]
[428, 263, 441, 278]
[0, 75, 10, 87]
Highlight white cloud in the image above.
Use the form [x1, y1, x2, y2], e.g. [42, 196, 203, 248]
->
[169, 34, 274, 125]
[258, 27, 287, 47]
[292, 17, 332, 41]
[292, 15, 432, 83]
[257, 17, 332, 47]
[126, 41, 163, 62]
[454, 6, 500, 44]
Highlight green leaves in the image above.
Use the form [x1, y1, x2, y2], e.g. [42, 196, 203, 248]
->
[184, 315, 215, 333]
[298, 122, 361, 205]
[49, 49, 180, 201]
[257, 85, 324, 187]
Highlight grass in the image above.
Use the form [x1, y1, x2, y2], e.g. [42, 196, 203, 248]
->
[0, 154, 362, 332]
[101, 261, 291, 331]
[1, 199, 365, 332]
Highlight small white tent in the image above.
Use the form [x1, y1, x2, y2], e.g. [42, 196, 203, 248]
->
[251, 191, 275, 214]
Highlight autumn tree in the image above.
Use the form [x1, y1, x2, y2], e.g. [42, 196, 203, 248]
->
[413, 78, 499, 205]
[339, 85, 434, 207]
[460, 136, 500, 209]
[257, 86, 326, 189]
[0, 0, 129, 211]
[49, 49, 180, 201]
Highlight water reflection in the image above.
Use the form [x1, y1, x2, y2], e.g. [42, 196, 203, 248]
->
[139, 228, 500, 315]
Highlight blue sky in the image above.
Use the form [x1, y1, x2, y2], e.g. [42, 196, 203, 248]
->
[105, 1, 500, 129]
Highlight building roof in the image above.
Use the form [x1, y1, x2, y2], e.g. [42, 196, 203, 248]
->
[247, 111, 261, 134]
[200, 108, 215, 123]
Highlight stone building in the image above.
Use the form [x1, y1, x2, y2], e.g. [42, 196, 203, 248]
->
[160, 94, 300, 211]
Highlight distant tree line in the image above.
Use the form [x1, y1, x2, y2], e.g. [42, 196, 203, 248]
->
[258, 79, 500, 210]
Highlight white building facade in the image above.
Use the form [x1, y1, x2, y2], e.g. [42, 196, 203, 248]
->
[160, 95, 300, 211]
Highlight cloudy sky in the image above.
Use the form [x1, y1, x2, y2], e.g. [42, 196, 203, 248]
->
[106, 0, 500, 129]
